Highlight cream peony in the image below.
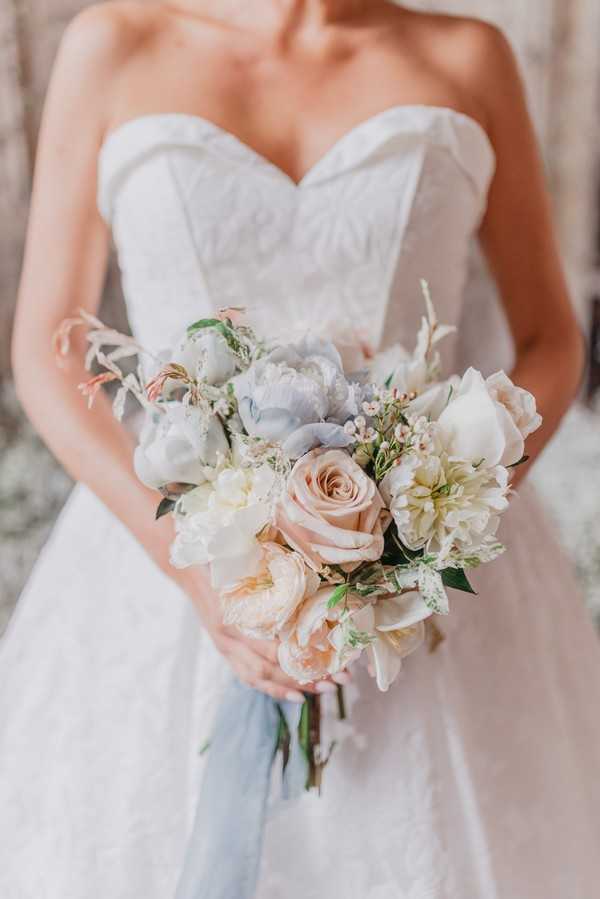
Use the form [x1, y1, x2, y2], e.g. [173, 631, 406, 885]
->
[380, 446, 509, 556]
[276, 449, 386, 572]
[220, 542, 320, 639]
[170, 462, 280, 588]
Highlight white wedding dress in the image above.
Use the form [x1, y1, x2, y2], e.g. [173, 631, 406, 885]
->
[1, 106, 600, 899]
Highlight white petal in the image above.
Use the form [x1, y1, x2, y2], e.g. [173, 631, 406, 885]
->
[375, 591, 433, 631]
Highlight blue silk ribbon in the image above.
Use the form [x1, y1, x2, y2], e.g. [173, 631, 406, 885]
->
[175, 678, 307, 899]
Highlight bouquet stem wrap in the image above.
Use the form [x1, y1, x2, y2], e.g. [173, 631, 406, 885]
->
[175, 678, 308, 899]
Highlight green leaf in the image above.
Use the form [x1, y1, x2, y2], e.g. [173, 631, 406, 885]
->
[508, 454, 530, 470]
[327, 584, 349, 609]
[186, 318, 222, 335]
[155, 497, 176, 520]
[382, 528, 423, 566]
[417, 565, 449, 615]
[441, 567, 478, 595]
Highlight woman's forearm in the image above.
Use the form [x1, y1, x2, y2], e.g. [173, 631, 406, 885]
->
[13, 342, 220, 627]
[508, 326, 585, 486]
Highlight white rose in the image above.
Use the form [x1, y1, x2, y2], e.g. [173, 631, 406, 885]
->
[134, 405, 229, 489]
[485, 371, 542, 440]
[437, 368, 525, 468]
[172, 327, 238, 385]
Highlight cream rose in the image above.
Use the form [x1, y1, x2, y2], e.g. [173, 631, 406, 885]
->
[220, 542, 320, 640]
[485, 371, 542, 440]
[437, 368, 526, 468]
[275, 449, 386, 572]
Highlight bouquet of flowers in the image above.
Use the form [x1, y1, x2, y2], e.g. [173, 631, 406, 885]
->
[56, 282, 541, 790]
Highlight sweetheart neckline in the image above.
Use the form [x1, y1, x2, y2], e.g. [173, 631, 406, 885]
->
[98, 103, 495, 190]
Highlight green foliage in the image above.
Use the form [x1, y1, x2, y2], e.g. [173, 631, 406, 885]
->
[441, 567, 478, 595]
[327, 584, 349, 609]
[155, 497, 176, 520]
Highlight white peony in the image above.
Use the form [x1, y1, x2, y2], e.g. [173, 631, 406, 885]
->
[437, 368, 527, 468]
[134, 404, 229, 489]
[170, 462, 280, 588]
[380, 444, 509, 556]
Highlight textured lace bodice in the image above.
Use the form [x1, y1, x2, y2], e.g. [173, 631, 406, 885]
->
[97, 105, 495, 366]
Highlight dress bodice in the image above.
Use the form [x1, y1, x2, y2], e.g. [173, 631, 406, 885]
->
[97, 105, 495, 366]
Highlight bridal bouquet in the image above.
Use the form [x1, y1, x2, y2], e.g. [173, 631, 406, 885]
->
[56, 283, 541, 788]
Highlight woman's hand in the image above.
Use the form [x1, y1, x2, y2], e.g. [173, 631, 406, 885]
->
[182, 566, 342, 702]
[209, 624, 313, 703]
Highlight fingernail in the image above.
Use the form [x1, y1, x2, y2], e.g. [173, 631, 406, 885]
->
[286, 690, 305, 703]
[315, 681, 338, 694]
[332, 671, 351, 685]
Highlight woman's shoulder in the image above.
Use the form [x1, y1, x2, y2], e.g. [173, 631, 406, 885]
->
[390, 7, 521, 129]
[57, 1, 162, 76]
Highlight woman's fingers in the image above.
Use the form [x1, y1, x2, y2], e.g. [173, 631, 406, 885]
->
[233, 640, 319, 698]
[218, 629, 341, 699]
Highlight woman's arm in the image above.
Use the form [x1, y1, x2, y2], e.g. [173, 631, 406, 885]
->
[472, 24, 585, 484]
[11, 6, 309, 703]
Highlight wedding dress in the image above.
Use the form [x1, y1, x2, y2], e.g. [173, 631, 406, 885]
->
[1, 106, 599, 899]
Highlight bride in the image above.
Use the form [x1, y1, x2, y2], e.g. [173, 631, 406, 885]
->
[3, 1, 600, 896]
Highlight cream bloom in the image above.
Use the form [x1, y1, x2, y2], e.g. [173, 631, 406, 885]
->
[170, 462, 280, 588]
[278, 587, 348, 683]
[172, 327, 238, 385]
[276, 448, 386, 573]
[437, 368, 527, 468]
[485, 371, 542, 440]
[381, 446, 509, 556]
[134, 404, 229, 490]
[338, 592, 431, 691]
[220, 542, 320, 639]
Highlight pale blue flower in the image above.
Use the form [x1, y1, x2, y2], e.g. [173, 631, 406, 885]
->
[233, 336, 360, 457]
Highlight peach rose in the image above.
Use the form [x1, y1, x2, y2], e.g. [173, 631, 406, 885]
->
[278, 588, 346, 683]
[275, 449, 386, 573]
[220, 542, 319, 639]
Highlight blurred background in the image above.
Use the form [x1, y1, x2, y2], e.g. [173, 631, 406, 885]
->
[1, 0, 600, 635]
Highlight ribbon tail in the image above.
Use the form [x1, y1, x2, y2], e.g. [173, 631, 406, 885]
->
[175, 678, 307, 899]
